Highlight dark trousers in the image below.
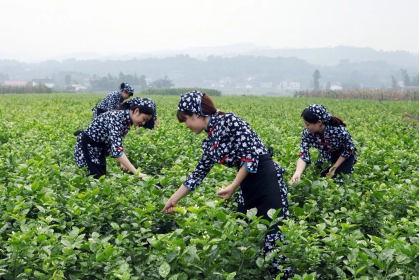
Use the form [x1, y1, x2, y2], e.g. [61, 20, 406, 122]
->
[317, 150, 355, 184]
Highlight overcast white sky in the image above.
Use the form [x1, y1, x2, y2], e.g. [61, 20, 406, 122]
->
[0, 0, 418, 61]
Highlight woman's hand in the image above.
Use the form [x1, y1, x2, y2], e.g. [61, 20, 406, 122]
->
[137, 172, 147, 180]
[120, 163, 128, 171]
[161, 199, 178, 214]
[217, 184, 236, 199]
[289, 173, 301, 185]
[326, 166, 337, 178]
[154, 119, 159, 128]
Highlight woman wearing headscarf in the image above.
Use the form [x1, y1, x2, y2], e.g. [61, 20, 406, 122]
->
[92, 82, 159, 129]
[161, 91, 292, 278]
[91, 82, 134, 119]
[290, 104, 357, 185]
[74, 82, 158, 135]
[74, 97, 157, 179]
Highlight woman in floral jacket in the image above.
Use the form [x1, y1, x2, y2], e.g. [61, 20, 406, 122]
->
[290, 104, 357, 185]
[74, 97, 157, 179]
[161, 91, 292, 278]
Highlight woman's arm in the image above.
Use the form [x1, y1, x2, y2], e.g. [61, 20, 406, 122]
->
[290, 158, 307, 184]
[115, 153, 147, 179]
[161, 185, 191, 213]
[217, 164, 248, 199]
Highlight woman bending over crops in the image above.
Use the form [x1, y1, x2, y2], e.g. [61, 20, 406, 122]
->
[161, 91, 292, 278]
[74, 97, 157, 179]
[74, 83, 158, 136]
[91, 82, 134, 120]
[290, 104, 357, 185]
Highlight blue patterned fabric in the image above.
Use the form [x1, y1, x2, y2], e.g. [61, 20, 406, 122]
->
[177, 90, 208, 116]
[183, 113, 272, 190]
[307, 104, 331, 124]
[121, 83, 134, 95]
[299, 124, 357, 171]
[92, 91, 124, 119]
[74, 109, 132, 168]
[125, 97, 157, 119]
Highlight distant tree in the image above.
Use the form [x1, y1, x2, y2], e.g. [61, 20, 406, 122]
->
[411, 73, 419, 86]
[400, 69, 410, 87]
[391, 75, 398, 89]
[65, 75, 72, 86]
[90, 74, 118, 91]
[117, 72, 148, 91]
[313, 69, 321, 90]
[150, 76, 174, 88]
[137, 75, 147, 90]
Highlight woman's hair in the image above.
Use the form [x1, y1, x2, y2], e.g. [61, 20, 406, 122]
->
[177, 94, 225, 122]
[301, 108, 346, 127]
[118, 102, 154, 115]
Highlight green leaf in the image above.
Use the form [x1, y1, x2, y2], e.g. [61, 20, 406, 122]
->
[110, 222, 120, 231]
[246, 208, 258, 219]
[168, 274, 178, 280]
[159, 262, 171, 278]
[256, 257, 264, 268]
[335, 267, 346, 278]
[226, 272, 236, 280]
[166, 250, 178, 263]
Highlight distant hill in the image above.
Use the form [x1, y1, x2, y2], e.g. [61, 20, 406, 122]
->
[245, 46, 419, 68]
[1, 44, 417, 68]
[0, 44, 418, 90]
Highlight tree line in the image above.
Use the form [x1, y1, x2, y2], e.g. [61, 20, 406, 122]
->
[0, 84, 52, 94]
[0, 53, 418, 90]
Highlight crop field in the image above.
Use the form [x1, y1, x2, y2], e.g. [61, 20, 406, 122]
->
[0, 93, 418, 279]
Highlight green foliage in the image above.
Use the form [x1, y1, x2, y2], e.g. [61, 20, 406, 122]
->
[141, 88, 221, 96]
[89, 72, 148, 92]
[295, 89, 419, 101]
[149, 77, 174, 89]
[0, 94, 418, 279]
[0, 84, 52, 94]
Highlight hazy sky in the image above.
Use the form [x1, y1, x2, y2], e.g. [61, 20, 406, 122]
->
[0, 0, 418, 61]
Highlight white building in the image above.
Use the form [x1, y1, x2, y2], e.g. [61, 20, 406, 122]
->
[278, 81, 300, 90]
[330, 82, 343, 90]
[260, 82, 272, 88]
[32, 79, 54, 88]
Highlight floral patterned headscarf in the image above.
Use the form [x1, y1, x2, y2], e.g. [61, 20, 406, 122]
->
[121, 83, 134, 95]
[307, 104, 331, 123]
[177, 90, 208, 116]
[126, 97, 155, 110]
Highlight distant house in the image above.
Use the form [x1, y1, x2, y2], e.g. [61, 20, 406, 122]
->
[330, 82, 343, 90]
[277, 81, 300, 90]
[397, 81, 405, 88]
[32, 79, 54, 88]
[219, 77, 232, 88]
[289, 82, 301, 90]
[260, 82, 272, 88]
[3, 80, 27, 86]
[72, 84, 88, 92]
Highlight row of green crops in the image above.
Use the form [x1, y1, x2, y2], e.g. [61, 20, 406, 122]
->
[0, 93, 418, 279]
